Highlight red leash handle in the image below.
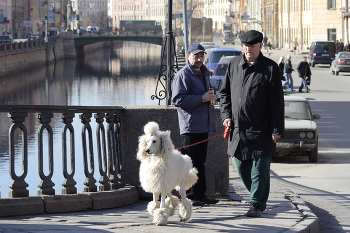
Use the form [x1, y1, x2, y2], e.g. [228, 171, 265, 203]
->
[175, 127, 230, 150]
[224, 126, 230, 139]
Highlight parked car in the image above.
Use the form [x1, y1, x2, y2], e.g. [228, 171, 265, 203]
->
[221, 31, 235, 45]
[200, 42, 215, 46]
[209, 61, 229, 104]
[330, 52, 350, 75]
[87, 26, 99, 32]
[276, 96, 321, 162]
[0, 35, 12, 43]
[307, 41, 336, 67]
[205, 47, 242, 71]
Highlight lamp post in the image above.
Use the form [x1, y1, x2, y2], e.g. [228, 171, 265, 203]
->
[166, 0, 173, 106]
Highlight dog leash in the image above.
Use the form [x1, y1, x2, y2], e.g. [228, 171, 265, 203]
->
[175, 127, 230, 150]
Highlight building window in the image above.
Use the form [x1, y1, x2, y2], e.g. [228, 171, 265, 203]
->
[328, 29, 336, 41]
[102, 1, 105, 7]
[327, 0, 335, 9]
[97, 11, 100, 17]
[97, 1, 100, 7]
[92, 11, 95, 17]
[87, 11, 90, 17]
[80, 11, 83, 17]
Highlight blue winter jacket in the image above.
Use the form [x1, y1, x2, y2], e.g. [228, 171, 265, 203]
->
[172, 63, 217, 135]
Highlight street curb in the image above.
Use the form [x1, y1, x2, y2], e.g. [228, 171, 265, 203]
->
[284, 193, 320, 233]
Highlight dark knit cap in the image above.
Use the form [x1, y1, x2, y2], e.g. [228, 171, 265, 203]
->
[240, 30, 263, 45]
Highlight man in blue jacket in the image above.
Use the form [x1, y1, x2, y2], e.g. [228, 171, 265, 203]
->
[172, 43, 218, 206]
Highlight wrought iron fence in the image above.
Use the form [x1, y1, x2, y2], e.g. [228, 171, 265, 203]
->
[0, 105, 124, 198]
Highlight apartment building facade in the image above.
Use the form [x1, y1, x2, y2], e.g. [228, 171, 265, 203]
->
[71, 0, 108, 30]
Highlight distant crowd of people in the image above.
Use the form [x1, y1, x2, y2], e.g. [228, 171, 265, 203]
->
[335, 40, 350, 52]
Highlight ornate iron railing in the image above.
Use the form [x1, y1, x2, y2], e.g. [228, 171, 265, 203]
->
[151, 31, 179, 105]
[0, 105, 124, 198]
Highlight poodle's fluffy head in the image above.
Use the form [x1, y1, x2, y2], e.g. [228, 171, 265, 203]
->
[137, 122, 174, 161]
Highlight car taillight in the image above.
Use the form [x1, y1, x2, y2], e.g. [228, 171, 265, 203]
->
[338, 60, 345, 65]
[313, 52, 316, 57]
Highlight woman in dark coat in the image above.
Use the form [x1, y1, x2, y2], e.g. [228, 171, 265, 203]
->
[297, 56, 312, 93]
[278, 56, 285, 81]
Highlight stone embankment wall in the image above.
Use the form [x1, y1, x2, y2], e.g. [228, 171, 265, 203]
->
[0, 31, 111, 77]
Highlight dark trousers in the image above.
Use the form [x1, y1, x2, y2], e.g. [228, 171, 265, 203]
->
[234, 145, 272, 208]
[181, 132, 208, 200]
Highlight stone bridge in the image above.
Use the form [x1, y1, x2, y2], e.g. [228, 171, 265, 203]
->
[73, 31, 163, 57]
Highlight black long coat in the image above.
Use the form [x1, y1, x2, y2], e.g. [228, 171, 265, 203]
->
[297, 61, 311, 78]
[219, 53, 285, 160]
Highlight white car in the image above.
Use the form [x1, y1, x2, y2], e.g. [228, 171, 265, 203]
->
[276, 96, 321, 162]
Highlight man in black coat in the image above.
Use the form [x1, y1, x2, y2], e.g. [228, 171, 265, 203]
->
[297, 56, 312, 93]
[219, 30, 284, 217]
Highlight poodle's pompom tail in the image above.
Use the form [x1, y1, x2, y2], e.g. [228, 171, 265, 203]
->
[144, 121, 160, 135]
[186, 168, 198, 190]
[179, 198, 192, 222]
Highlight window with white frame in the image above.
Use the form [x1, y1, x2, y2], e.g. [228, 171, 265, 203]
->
[97, 11, 100, 17]
[87, 1, 90, 7]
[97, 1, 100, 7]
[87, 11, 90, 17]
[80, 11, 83, 18]
[102, 1, 105, 7]
[92, 11, 95, 17]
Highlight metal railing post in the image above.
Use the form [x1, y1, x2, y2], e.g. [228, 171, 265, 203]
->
[37, 112, 55, 195]
[94, 113, 109, 191]
[80, 113, 97, 192]
[8, 112, 29, 198]
[61, 112, 77, 194]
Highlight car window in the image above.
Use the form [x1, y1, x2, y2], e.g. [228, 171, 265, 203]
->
[214, 64, 228, 76]
[314, 42, 335, 52]
[285, 101, 312, 120]
[224, 32, 233, 37]
[210, 51, 241, 63]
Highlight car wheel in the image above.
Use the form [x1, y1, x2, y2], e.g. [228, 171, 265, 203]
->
[309, 146, 318, 162]
[311, 62, 315, 67]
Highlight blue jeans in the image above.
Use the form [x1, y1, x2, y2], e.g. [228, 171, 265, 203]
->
[283, 73, 293, 91]
[299, 77, 309, 92]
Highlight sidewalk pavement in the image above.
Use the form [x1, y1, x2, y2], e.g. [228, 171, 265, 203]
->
[0, 158, 319, 233]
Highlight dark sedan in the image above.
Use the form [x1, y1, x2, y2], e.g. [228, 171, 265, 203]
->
[330, 52, 350, 75]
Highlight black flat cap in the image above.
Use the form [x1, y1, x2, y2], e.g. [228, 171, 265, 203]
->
[240, 30, 263, 45]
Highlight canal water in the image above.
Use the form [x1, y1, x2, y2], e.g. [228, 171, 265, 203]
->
[0, 41, 165, 197]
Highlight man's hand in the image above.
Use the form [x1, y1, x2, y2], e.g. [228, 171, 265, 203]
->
[272, 135, 281, 143]
[223, 118, 232, 127]
[202, 90, 216, 102]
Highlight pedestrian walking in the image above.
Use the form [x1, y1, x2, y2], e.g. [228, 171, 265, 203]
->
[292, 38, 299, 55]
[278, 56, 285, 81]
[283, 55, 295, 91]
[172, 43, 219, 206]
[219, 30, 284, 218]
[297, 56, 312, 93]
[344, 41, 350, 51]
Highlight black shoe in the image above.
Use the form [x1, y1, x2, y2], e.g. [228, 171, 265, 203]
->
[299, 90, 303, 92]
[191, 200, 206, 207]
[197, 197, 219, 205]
[246, 204, 261, 217]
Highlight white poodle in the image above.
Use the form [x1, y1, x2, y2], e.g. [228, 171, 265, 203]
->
[137, 122, 198, 226]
